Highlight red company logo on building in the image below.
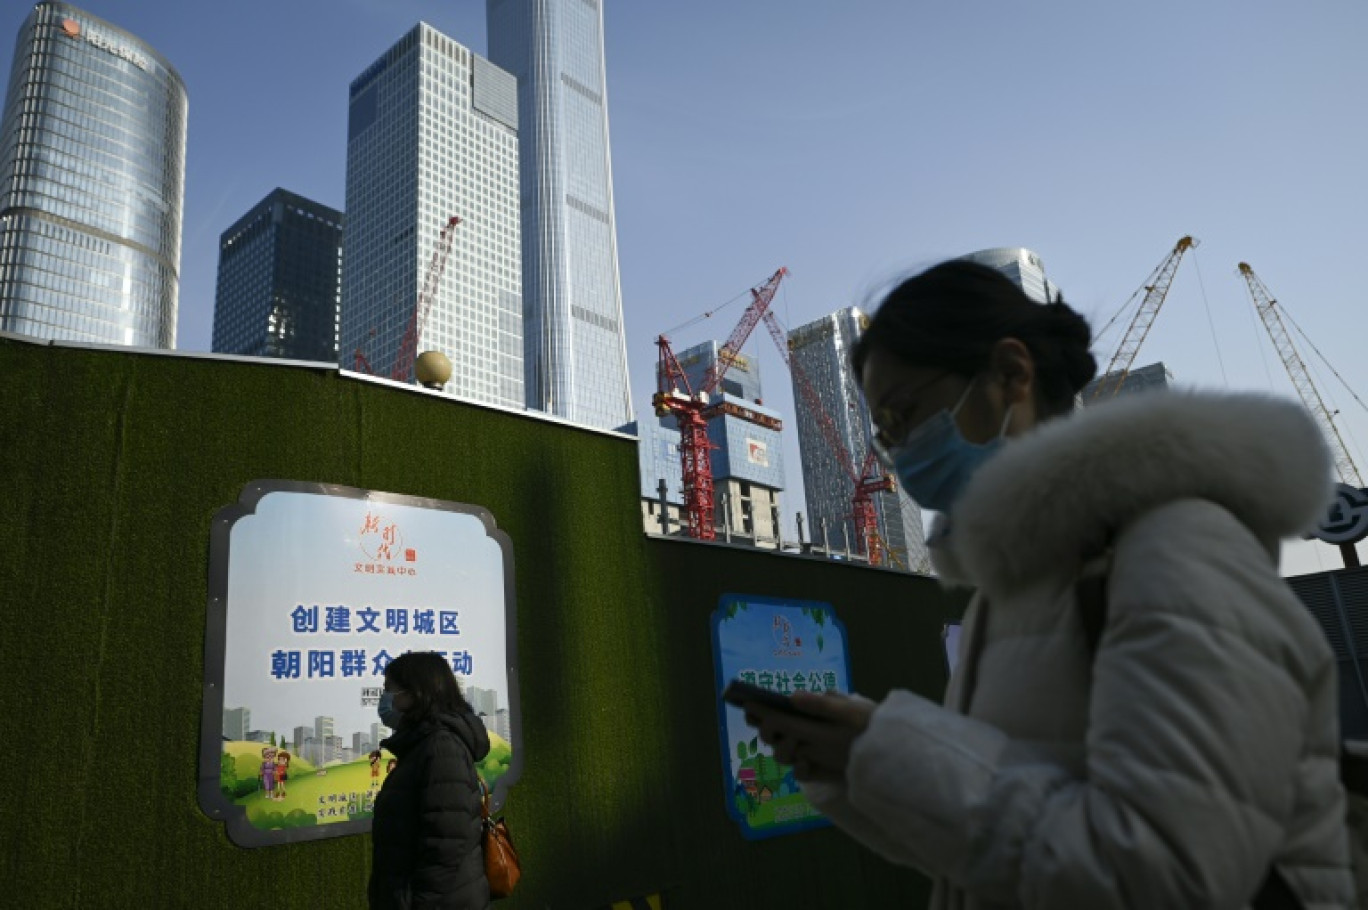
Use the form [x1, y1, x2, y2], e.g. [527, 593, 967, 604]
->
[58, 16, 150, 71]
[355, 511, 418, 577]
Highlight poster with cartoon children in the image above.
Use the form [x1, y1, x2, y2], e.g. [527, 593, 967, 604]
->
[712, 594, 851, 840]
[199, 482, 522, 848]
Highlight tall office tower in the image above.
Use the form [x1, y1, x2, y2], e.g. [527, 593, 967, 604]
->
[788, 308, 928, 572]
[495, 708, 511, 742]
[487, 0, 633, 430]
[640, 340, 786, 547]
[0, 3, 186, 347]
[224, 708, 250, 742]
[1082, 361, 1173, 403]
[294, 725, 312, 754]
[467, 686, 498, 718]
[960, 247, 1059, 304]
[341, 24, 523, 407]
[314, 716, 334, 757]
[211, 189, 343, 363]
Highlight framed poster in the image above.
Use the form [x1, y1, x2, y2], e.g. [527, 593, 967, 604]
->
[711, 594, 851, 840]
[198, 481, 520, 847]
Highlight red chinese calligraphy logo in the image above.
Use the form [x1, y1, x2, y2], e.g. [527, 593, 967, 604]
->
[359, 512, 406, 563]
[771, 615, 802, 657]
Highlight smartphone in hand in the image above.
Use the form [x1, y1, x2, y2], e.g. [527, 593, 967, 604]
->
[722, 679, 804, 716]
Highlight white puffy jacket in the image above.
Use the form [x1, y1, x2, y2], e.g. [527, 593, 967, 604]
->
[805, 391, 1358, 909]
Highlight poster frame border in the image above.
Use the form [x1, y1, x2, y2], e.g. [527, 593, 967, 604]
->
[196, 479, 522, 848]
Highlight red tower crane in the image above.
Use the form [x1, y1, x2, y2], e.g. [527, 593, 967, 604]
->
[391, 215, 462, 382]
[350, 217, 462, 379]
[653, 267, 789, 540]
[760, 311, 894, 565]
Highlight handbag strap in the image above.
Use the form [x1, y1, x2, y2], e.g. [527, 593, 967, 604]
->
[478, 777, 492, 822]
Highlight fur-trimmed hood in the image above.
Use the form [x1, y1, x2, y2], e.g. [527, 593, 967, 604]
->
[929, 390, 1334, 589]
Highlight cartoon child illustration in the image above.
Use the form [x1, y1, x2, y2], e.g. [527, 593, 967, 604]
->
[386, 758, 397, 777]
[369, 750, 382, 788]
[260, 747, 277, 801]
[274, 750, 291, 800]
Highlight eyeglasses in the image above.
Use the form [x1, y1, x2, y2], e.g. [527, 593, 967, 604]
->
[869, 371, 956, 449]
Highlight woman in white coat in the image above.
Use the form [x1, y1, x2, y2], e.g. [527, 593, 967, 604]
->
[743, 259, 1357, 909]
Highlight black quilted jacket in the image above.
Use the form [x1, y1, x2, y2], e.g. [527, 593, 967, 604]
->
[369, 710, 492, 909]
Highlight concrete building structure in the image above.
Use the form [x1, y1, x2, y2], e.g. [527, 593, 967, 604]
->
[0, 2, 186, 347]
[639, 339, 786, 548]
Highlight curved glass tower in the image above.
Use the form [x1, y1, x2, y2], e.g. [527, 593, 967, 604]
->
[0, 2, 187, 348]
[488, 0, 633, 431]
[959, 247, 1058, 304]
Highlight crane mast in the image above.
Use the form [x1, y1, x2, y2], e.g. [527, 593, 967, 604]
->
[391, 215, 462, 383]
[1090, 235, 1196, 400]
[654, 268, 789, 540]
[1237, 262, 1362, 487]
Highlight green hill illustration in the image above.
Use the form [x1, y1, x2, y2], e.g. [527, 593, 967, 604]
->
[221, 732, 513, 830]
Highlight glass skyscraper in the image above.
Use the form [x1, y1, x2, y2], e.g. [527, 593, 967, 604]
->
[487, 0, 633, 431]
[212, 189, 343, 363]
[789, 308, 929, 572]
[0, 2, 186, 347]
[1083, 360, 1174, 403]
[961, 247, 1059, 304]
[341, 23, 523, 406]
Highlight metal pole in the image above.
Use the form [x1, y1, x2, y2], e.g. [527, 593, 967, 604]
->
[820, 517, 830, 559]
[721, 492, 732, 544]
[656, 479, 670, 536]
[1343, 543, 1362, 569]
[795, 511, 806, 553]
[842, 522, 852, 561]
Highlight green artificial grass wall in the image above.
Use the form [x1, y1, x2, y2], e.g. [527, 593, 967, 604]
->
[0, 335, 967, 909]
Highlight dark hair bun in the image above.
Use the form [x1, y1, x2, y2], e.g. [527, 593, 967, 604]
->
[1044, 299, 1097, 393]
[852, 259, 1099, 416]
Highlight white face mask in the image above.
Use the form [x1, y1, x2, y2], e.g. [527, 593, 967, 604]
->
[378, 691, 403, 729]
[874, 380, 1012, 513]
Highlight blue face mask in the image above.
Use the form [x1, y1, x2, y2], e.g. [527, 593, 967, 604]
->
[377, 692, 404, 729]
[878, 381, 1012, 514]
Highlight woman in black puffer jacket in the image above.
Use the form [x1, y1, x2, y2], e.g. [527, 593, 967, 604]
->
[370, 651, 492, 910]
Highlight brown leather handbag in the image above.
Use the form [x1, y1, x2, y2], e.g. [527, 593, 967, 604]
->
[480, 780, 521, 898]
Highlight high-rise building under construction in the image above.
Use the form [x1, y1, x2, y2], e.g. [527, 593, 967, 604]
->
[788, 307, 928, 571]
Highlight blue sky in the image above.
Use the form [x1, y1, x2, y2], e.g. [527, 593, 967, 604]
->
[6, 1, 1366, 573]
